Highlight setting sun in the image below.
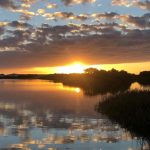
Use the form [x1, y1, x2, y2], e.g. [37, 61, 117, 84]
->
[56, 62, 87, 74]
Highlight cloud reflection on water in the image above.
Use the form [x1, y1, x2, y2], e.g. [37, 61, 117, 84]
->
[0, 80, 149, 150]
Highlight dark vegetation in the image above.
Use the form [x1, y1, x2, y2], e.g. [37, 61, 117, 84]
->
[95, 91, 150, 140]
[138, 71, 150, 85]
[0, 68, 150, 96]
[48, 69, 134, 95]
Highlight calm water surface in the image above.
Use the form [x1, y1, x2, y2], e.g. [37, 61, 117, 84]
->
[0, 80, 149, 150]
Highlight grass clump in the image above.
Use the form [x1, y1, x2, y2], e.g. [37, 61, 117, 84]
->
[96, 91, 150, 139]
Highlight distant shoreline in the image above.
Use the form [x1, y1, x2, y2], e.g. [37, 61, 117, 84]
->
[0, 69, 150, 96]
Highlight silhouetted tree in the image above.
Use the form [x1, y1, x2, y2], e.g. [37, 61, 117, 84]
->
[84, 68, 99, 74]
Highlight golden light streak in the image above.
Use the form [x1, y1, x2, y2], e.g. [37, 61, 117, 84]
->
[3, 80, 82, 93]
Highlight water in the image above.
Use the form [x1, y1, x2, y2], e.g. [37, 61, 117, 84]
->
[0, 79, 149, 150]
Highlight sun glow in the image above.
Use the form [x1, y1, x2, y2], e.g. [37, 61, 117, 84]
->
[56, 62, 87, 74]
[21, 61, 150, 74]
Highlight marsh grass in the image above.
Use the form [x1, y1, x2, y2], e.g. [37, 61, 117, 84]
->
[95, 91, 150, 140]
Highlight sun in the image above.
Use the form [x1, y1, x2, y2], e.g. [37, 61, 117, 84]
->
[56, 62, 86, 74]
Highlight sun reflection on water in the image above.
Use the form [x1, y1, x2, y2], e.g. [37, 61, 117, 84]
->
[130, 82, 150, 91]
[57, 84, 81, 93]
[0, 79, 82, 93]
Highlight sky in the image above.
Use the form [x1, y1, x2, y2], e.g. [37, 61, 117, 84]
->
[0, 0, 150, 74]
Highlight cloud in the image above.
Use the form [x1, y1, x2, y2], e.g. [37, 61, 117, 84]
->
[0, 27, 5, 35]
[0, 0, 18, 10]
[0, 21, 149, 68]
[112, 0, 150, 10]
[41, 11, 150, 28]
[42, 12, 118, 22]
[47, 3, 58, 9]
[8, 21, 32, 29]
[0, 0, 149, 69]
[37, 9, 46, 15]
[12, 9, 36, 20]
[42, 11, 90, 21]
[0, 22, 9, 27]
[91, 12, 118, 21]
[136, 0, 150, 10]
[112, 0, 134, 7]
[0, 0, 35, 10]
[120, 13, 150, 28]
[54, 12, 89, 21]
[5, 0, 36, 20]
[61, 0, 96, 5]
